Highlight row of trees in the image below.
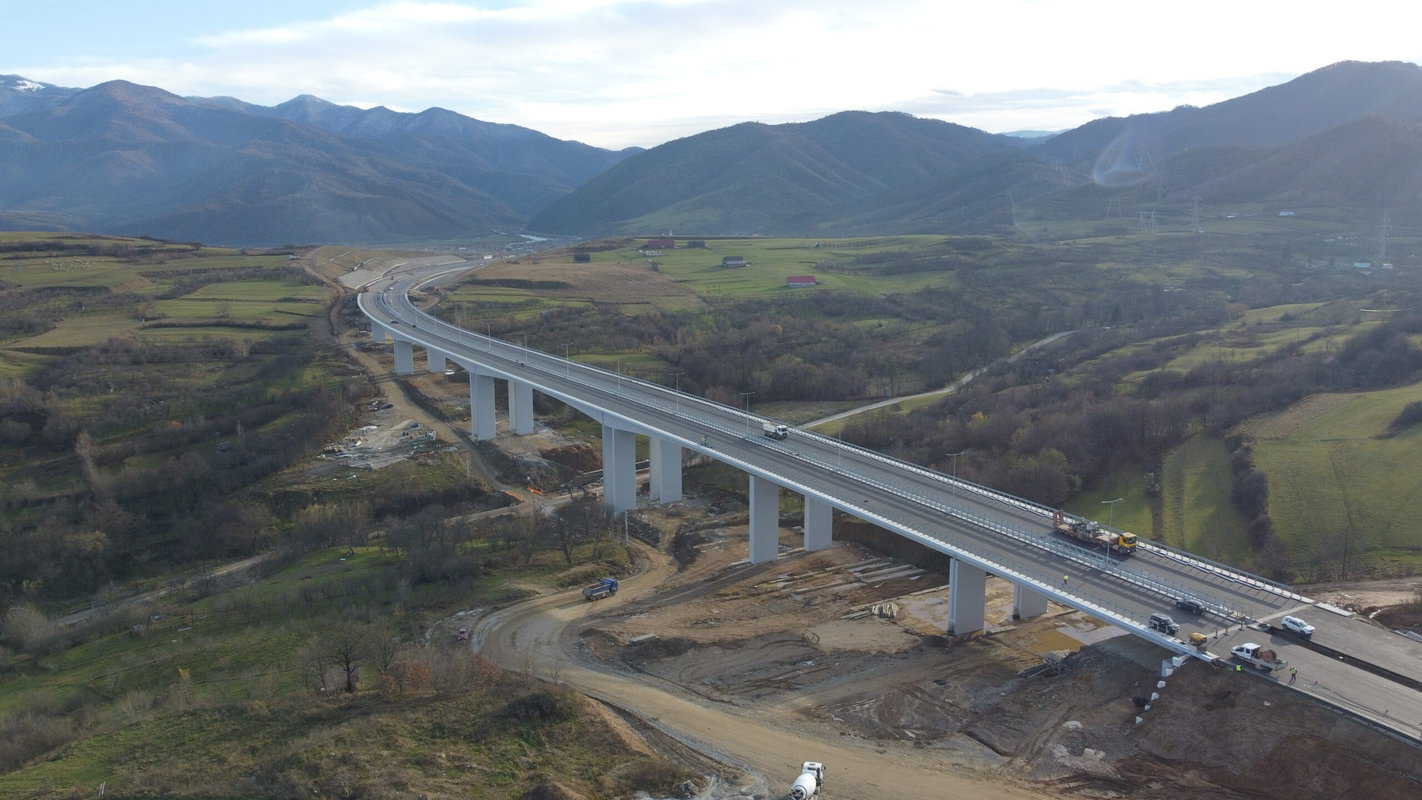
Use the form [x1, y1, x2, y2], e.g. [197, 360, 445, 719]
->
[842, 304, 1422, 576]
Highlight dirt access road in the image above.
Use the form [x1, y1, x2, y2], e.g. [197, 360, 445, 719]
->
[805, 330, 1076, 429]
[474, 547, 1051, 800]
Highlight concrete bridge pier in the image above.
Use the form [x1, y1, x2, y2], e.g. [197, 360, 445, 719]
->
[370, 325, 387, 342]
[601, 425, 636, 513]
[508, 381, 534, 435]
[748, 475, 780, 564]
[803, 496, 833, 551]
[649, 438, 683, 503]
[428, 349, 446, 373]
[393, 338, 414, 375]
[468, 371, 496, 440]
[948, 558, 986, 635]
[1013, 584, 1049, 620]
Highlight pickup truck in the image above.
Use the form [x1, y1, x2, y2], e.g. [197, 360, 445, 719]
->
[1231, 642, 1286, 672]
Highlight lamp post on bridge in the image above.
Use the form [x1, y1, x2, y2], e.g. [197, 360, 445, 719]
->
[1102, 497, 1123, 527]
[667, 368, 684, 415]
[1101, 497, 1123, 564]
[739, 391, 755, 438]
[945, 449, 966, 478]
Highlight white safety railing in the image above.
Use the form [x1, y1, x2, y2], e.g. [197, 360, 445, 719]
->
[369, 280, 1289, 620]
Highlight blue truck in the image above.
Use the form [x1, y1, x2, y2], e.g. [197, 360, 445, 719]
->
[582, 577, 619, 601]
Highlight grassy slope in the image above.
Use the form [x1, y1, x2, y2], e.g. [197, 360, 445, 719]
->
[0, 538, 659, 798]
[1245, 380, 1422, 574]
[0, 235, 319, 361]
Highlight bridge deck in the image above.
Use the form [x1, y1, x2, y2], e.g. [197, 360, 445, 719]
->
[361, 262, 1422, 743]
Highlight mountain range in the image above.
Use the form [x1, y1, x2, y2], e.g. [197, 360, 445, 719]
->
[3, 61, 1422, 243]
[0, 75, 634, 243]
[538, 60, 1422, 235]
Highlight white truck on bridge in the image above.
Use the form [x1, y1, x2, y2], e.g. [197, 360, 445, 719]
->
[788, 761, 824, 799]
[762, 422, 789, 440]
[1231, 642, 1287, 673]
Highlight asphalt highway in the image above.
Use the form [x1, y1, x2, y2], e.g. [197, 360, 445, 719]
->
[363, 260, 1422, 742]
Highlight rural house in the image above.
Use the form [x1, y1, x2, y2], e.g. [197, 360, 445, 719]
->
[785, 275, 818, 287]
[721, 255, 748, 268]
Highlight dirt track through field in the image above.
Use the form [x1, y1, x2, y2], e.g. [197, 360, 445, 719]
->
[473, 547, 1050, 800]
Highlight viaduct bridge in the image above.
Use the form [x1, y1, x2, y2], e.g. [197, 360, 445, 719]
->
[360, 261, 1422, 743]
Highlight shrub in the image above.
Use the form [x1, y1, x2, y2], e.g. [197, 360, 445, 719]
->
[1387, 401, 1422, 435]
[1, 604, 52, 653]
[502, 689, 577, 723]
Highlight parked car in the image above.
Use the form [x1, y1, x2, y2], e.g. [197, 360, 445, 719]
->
[1280, 615, 1315, 639]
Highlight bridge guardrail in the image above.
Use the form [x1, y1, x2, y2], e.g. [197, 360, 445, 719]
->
[368, 289, 1222, 654]
[378, 282, 1273, 620]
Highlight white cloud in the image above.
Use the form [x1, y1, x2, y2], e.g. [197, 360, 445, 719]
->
[11, 0, 1422, 148]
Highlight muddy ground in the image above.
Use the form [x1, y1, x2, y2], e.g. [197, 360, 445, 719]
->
[570, 519, 1422, 799]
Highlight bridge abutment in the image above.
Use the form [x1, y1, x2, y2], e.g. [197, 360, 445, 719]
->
[649, 438, 682, 503]
[469, 372, 496, 440]
[804, 496, 832, 551]
[948, 559, 986, 635]
[509, 381, 534, 435]
[393, 339, 414, 375]
[601, 425, 636, 513]
[1013, 583, 1049, 620]
[749, 475, 780, 564]
[428, 349, 446, 373]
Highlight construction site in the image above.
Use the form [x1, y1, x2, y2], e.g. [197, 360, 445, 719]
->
[560, 509, 1422, 799]
[357, 291, 1422, 800]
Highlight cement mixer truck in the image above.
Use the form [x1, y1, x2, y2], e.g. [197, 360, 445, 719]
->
[789, 762, 825, 799]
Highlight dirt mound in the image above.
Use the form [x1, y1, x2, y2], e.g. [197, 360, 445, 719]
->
[521, 781, 587, 800]
[670, 529, 708, 567]
[1130, 659, 1422, 799]
[541, 443, 600, 474]
[625, 636, 698, 664]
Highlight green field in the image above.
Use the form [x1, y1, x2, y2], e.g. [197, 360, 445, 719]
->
[0, 237, 321, 361]
[1246, 381, 1422, 576]
[605, 237, 955, 297]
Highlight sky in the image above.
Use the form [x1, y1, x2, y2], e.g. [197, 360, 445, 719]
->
[5, 0, 1422, 149]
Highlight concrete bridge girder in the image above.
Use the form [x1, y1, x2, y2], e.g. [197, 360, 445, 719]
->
[387, 317, 1196, 661]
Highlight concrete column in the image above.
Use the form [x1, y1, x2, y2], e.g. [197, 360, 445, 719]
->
[948, 559, 986, 635]
[748, 475, 780, 564]
[649, 438, 683, 503]
[428, 349, 446, 373]
[469, 372, 496, 440]
[371, 325, 387, 342]
[601, 425, 636, 513]
[803, 496, 833, 551]
[508, 381, 534, 435]
[393, 338, 414, 375]
[1012, 583, 1049, 620]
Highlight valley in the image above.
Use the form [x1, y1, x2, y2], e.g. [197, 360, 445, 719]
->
[4, 38, 1422, 800]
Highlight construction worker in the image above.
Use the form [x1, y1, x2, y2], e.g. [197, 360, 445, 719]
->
[1062, 574, 1069, 587]
[1289, 667, 1298, 685]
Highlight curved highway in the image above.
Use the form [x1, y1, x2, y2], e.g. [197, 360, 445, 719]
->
[363, 259, 1422, 742]
[361, 263, 1303, 648]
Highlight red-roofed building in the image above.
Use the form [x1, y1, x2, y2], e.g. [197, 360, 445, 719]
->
[645, 238, 675, 249]
[786, 275, 819, 287]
